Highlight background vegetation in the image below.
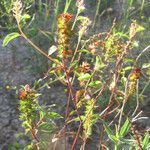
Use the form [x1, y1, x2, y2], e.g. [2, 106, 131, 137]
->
[0, 0, 150, 150]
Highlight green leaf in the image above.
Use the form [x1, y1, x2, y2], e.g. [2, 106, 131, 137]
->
[94, 56, 105, 71]
[25, 128, 30, 134]
[70, 60, 78, 68]
[3, 32, 20, 47]
[124, 58, 134, 63]
[121, 76, 127, 85]
[53, 59, 60, 64]
[21, 14, 31, 21]
[136, 25, 145, 32]
[122, 139, 135, 145]
[147, 143, 150, 149]
[38, 141, 49, 149]
[133, 41, 139, 48]
[48, 45, 57, 56]
[77, 16, 86, 21]
[78, 49, 90, 53]
[142, 132, 149, 149]
[123, 66, 133, 71]
[103, 122, 120, 144]
[67, 115, 85, 123]
[47, 112, 63, 119]
[22, 121, 31, 128]
[109, 134, 120, 144]
[39, 110, 46, 120]
[103, 122, 114, 136]
[23, 145, 33, 150]
[115, 125, 119, 138]
[89, 80, 102, 87]
[120, 118, 131, 137]
[12, 142, 20, 149]
[78, 73, 91, 81]
[142, 63, 150, 69]
[115, 32, 128, 38]
[38, 122, 54, 132]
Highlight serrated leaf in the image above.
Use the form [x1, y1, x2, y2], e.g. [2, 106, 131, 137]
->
[3, 32, 20, 47]
[120, 118, 131, 137]
[47, 112, 63, 119]
[78, 73, 91, 81]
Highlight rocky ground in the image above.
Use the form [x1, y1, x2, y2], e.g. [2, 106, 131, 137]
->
[0, 37, 39, 149]
[0, 31, 69, 149]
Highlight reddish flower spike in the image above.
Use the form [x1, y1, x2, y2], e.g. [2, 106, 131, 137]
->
[19, 90, 27, 100]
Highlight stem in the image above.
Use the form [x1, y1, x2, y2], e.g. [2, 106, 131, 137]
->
[139, 79, 150, 97]
[71, 122, 83, 150]
[135, 44, 150, 63]
[132, 80, 139, 116]
[52, 0, 60, 32]
[30, 128, 40, 142]
[70, 39, 80, 64]
[114, 145, 120, 150]
[64, 0, 72, 13]
[140, 0, 145, 15]
[17, 23, 58, 64]
[81, 137, 87, 150]
[71, 10, 79, 30]
[92, 0, 101, 28]
[118, 81, 128, 130]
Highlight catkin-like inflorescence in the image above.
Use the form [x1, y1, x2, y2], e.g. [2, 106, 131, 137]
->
[19, 85, 38, 127]
[127, 81, 137, 96]
[83, 99, 95, 139]
[127, 68, 141, 97]
[57, 13, 72, 58]
[12, 0, 23, 23]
